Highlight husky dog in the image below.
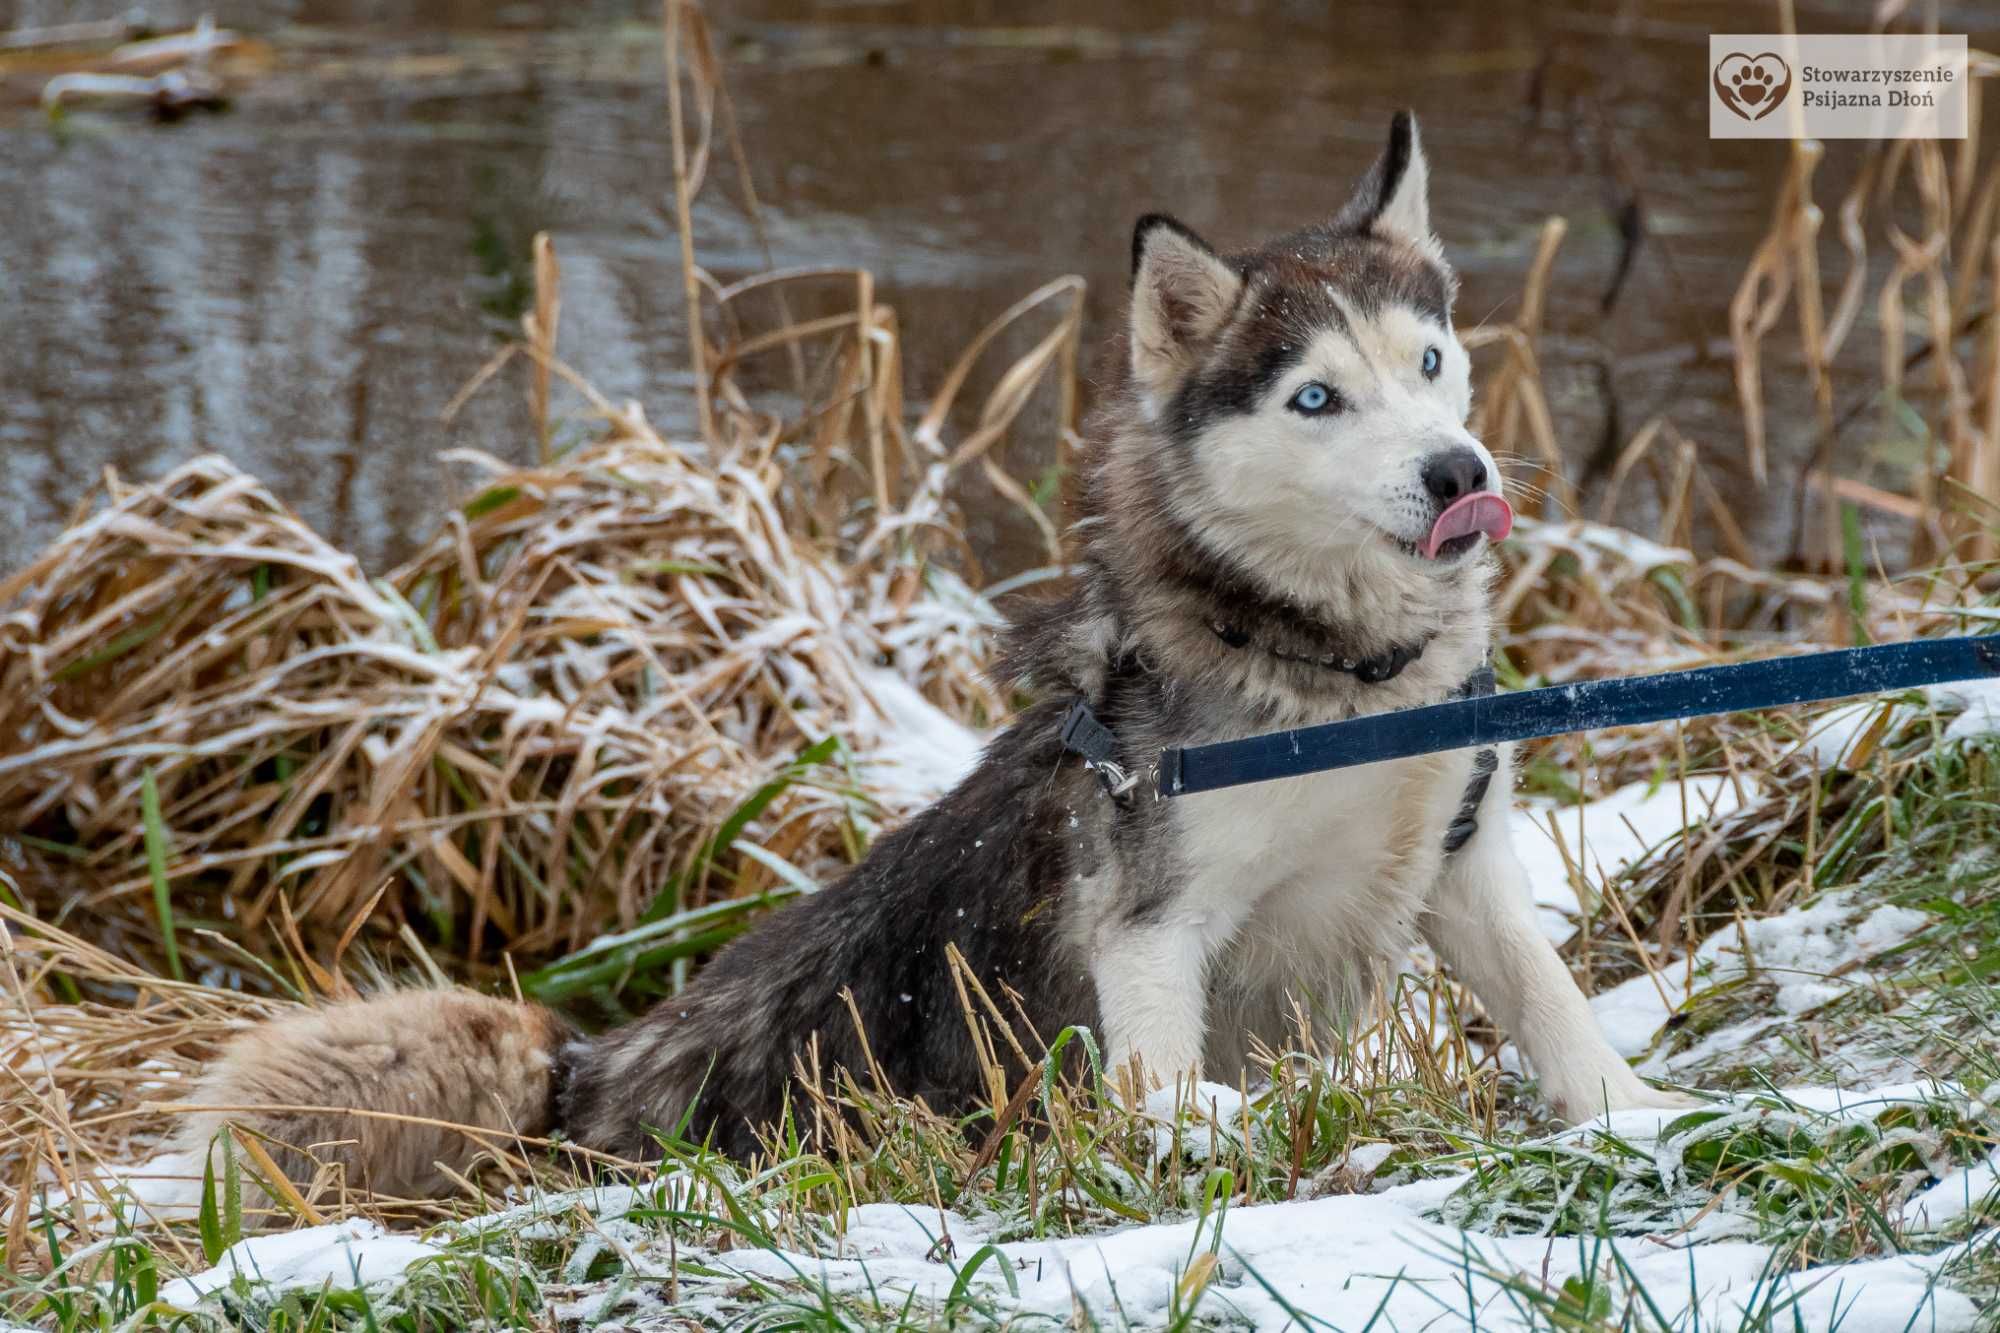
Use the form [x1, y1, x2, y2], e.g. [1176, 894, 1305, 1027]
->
[165, 114, 1685, 1198]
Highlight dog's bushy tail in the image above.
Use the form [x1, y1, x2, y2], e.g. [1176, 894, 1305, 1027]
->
[166, 991, 574, 1205]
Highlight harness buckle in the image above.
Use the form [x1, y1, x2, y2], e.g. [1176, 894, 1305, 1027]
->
[1060, 699, 1148, 803]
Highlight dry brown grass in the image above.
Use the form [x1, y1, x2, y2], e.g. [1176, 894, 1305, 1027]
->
[0, 432, 1008, 981]
[1720, 45, 2000, 569]
[1465, 216, 1575, 520]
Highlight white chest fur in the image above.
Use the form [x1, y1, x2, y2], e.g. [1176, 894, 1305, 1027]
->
[1170, 746, 1476, 1058]
[1175, 747, 1473, 910]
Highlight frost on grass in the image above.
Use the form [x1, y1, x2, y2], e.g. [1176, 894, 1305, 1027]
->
[0, 445, 1004, 985]
[116, 1114, 1988, 1332]
[1583, 888, 1931, 1070]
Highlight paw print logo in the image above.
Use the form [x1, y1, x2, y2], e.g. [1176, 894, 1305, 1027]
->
[1714, 52, 1792, 121]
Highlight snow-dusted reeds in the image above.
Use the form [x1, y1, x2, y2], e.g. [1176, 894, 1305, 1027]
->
[0, 436, 995, 980]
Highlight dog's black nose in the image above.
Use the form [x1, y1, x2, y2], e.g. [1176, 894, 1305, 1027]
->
[1420, 447, 1489, 507]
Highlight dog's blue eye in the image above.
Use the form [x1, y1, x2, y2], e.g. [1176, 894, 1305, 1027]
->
[1421, 346, 1442, 379]
[1288, 382, 1337, 415]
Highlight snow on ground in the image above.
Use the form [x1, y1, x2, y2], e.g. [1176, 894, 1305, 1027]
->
[136, 1082, 1996, 1330]
[142, 1153, 1982, 1330]
[1933, 677, 2000, 744]
[1510, 775, 1750, 940]
[1801, 700, 1904, 768]
[1798, 680, 2000, 768]
[1905, 1148, 2000, 1235]
[157, 1220, 442, 1308]
[34, 1149, 204, 1228]
[699, 1185, 1976, 1332]
[1583, 889, 1930, 1067]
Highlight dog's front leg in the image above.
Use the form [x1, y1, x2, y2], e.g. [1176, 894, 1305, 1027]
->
[1423, 756, 1692, 1122]
[1092, 919, 1211, 1099]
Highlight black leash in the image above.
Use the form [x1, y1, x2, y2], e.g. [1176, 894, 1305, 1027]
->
[1154, 635, 2000, 799]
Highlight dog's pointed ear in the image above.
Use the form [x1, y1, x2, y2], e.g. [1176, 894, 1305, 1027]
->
[1129, 214, 1242, 397]
[1336, 111, 1434, 245]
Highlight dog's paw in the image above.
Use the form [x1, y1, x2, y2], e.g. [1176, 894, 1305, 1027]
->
[1612, 1085, 1704, 1113]
[1553, 1079, 1703, 1124]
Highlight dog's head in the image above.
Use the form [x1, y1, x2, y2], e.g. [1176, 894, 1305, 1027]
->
[1124, 113, 1508, 586]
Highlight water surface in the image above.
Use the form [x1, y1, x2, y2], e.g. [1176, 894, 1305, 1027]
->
[3, 0, 1992, 575]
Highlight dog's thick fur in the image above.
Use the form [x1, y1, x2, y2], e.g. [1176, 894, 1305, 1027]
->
[164, 114, 1684, 1195]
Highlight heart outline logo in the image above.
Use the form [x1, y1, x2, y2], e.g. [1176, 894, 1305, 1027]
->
[1714, 52, 1792, 121]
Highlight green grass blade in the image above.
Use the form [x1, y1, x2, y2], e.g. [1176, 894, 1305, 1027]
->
[198, 1145, 224, 1264]
[1844, 501, 1872, 646]
[520, 889, 800, 1002]
[946, 1244, 1019, 1309]
[140, 766, 184, 982]
[53, 612, 169, 682]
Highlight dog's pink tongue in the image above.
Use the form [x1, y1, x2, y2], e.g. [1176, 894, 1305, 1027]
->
[1422, 492, 1514, 558]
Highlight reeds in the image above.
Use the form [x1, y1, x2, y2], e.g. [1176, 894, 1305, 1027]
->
[1460, 21, 1999, 575]
[0, 396, 1024, 984]
[1721, 43, 2000, 570]
[1465, 216, 1576, 519]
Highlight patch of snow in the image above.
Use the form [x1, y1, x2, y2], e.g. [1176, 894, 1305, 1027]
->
[837, 1202, 990, 1260]
[1932, 677, 2000, 744]
[455, 1180, 666, 1239]
[157, 1220, 442, 1309]
[712, 1182, 1977, 1331]
[1902, 1147, 2000, 1233]
[1583, 890, 1931, 1066]
[1798, 700, 1907, 767]
[1139, 1080, 1258, 1159]
[1776, 1081, 1955, 1117]
[1343, 1141, 1398, 1178]
[1799, 678, 2000, 766]
[1142, 1080, 1251, 1123]
[1589, 966, 1692, 1060]
[1561, 1102, 1706, 1144]
[34, 1150, 205, 1227]
[854, 668, 985, 803]
[1512, 775, 1749, 941]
